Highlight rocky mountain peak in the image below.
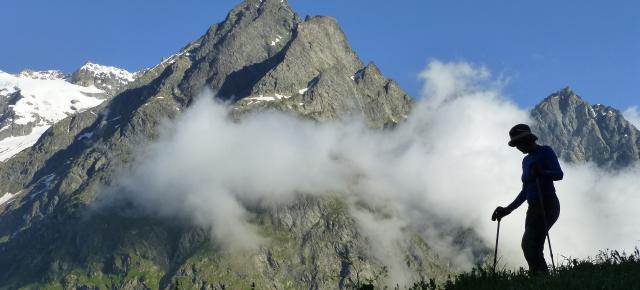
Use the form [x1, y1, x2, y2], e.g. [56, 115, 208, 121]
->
[248, 0, 292, 12]
[532, 88, 640, 168]
[200, 0, 298, 50]
[177, 0, 300, 100]
[555, 86, 577, 97]
[18, 69, 66, 80]
[538, 86, 585, 111]
[0, 2, 418, 288]
[172, 0, 407, 127]
[69, 61, 137, 96]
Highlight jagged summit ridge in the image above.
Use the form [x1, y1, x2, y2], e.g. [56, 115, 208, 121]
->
[0, 0, 637, 288]
[0, 1, 422, 288]
[18, 69, 66, 80]
[532, 87, 640, 168]
[171, 0, 409, 127]
[176, 0, 301, 100]
[70, 61, 138, 96]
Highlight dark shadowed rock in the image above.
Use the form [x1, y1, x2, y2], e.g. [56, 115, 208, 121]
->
[177, 0, 301, 102]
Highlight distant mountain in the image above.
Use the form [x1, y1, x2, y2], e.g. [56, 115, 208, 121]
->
[0, 70, 104, 161]
[174, 0, 411, 127]
[0, 63, 138, 162]
[0, 0, 635, 289]
[17, 69, 67, 80]
[531, 87, 640, 168]
[0, 1, 430, 289]
[69, 62, 140, 96]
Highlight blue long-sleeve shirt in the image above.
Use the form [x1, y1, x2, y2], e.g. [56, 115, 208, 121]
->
[506, 145, 563, 212]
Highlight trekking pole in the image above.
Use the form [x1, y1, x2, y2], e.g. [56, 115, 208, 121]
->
[535, 178, 556, 272]
[493, 219, 501, 273]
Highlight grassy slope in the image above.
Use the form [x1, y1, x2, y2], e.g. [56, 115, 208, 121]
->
[409, 249, 640, 290]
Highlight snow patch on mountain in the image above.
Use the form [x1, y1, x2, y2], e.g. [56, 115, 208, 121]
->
[0, 69, 109, 161]
[0, 124, 50, 161]
[270, 35, 283, 46]
[0, 71, 104, 125]
[0, 191, 19, 206]
[243, 93, 292, 105]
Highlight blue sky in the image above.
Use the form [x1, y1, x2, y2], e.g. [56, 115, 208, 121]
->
[1, 0, 638, 109]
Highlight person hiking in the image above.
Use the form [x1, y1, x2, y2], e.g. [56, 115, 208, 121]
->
[491, 124, 563, 274]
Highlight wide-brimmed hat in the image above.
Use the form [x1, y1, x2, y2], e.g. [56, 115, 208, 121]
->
[508, 124, 538, 147]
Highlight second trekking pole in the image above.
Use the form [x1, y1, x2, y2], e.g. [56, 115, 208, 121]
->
[535, 178, 556, 272]
[493, 218, 501, 273]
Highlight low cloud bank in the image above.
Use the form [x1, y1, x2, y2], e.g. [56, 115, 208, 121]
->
[98, 60, 640, 282]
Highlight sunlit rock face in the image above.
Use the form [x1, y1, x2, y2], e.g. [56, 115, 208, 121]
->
[532, 87, 640, 168]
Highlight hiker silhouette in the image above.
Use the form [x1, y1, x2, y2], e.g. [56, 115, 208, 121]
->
[492, 124, 563, 274]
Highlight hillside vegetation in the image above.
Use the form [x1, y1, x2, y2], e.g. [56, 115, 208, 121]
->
[407, 248, 640, 290]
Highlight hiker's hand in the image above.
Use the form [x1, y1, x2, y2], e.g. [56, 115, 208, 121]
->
[492, 206, 510, 221]
[531, 162, 545, 177]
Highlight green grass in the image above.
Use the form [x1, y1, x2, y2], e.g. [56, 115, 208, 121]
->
[407, 248, 640, 290]
[20, 248, 640, 290]
[22, 256, 164, 290]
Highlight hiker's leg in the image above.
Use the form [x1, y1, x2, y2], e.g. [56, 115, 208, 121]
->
[522, 205, 548, 273]
[522, 225, 548, 273]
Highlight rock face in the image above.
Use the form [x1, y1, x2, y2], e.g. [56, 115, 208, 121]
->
[531, 87, 640, 168]
[0, 1, 431, 289]
[1, 1, 634, 288]
[18, 69, 67, 80]
[175, 0, 411, 127]
[69, 62, 138, 96]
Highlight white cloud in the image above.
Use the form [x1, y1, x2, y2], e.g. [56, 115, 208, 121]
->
[98, 61, 640, 284]
[623, 106, 640, 129]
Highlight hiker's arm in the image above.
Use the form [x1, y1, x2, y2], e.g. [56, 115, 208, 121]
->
[493, 187, 525, 220]
[539, 147, 564, 181]
[505, 186, 526, 212]
[492, 186, 525, 220]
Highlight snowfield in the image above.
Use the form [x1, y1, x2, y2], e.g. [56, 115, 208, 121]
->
[0, 70, 107, 162]
[0, 70, 104, 125]
[0, 124, 50, 162]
